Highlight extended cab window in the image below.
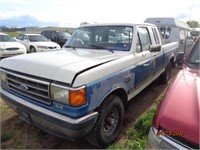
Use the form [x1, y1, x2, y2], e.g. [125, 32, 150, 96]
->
[152, 28, 160, 44]
[137, 27, 151, 52]
[66, 26, 133, 51]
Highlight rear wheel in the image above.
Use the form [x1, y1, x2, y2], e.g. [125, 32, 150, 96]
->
[86, 95, 124, 148]
[30, 46, 36, 53]
[159, 62, 172, 84]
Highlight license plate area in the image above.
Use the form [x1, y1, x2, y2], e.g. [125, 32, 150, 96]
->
[17, 109, 31, 124]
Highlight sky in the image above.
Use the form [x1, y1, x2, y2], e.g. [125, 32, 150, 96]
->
[0, 0, 200, 27]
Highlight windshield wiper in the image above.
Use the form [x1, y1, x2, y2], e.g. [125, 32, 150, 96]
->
[88, 44, 114, 53]
[64, 45, 76, 50]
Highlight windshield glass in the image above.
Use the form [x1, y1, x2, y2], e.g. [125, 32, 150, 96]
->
[0, 35, 16, 42]
[65, 26, 133, 51]
[28, 35, 49, 42]
[186, 38, 200, 69]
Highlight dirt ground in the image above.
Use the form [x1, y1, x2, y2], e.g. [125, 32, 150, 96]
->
[0, 68, 179, 149]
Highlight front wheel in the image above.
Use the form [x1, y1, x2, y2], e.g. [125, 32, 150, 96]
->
[86, 95, 124, 148]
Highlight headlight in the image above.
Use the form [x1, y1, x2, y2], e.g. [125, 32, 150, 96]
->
[51, 84, 86, 106]
[37, 46, 48, 49]
[0, 70, 7, 82]
[0, 70, 7, 87]
[0, 47, 5, 51]
[20, 47, 26, 51]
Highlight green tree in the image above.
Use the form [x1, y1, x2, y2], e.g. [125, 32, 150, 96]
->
[187, 20, 200, 28]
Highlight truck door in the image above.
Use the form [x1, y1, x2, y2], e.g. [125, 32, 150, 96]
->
[134, 27, 155, 87]
[151, 28, 163, 73]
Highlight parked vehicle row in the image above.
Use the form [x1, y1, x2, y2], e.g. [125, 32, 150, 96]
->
[41, 30, 71, 47]
[15, 34, 61, 53]
[0, 33, 26, 59]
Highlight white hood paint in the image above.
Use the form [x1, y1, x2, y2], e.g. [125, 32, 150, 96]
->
[0, 49, 123, 84]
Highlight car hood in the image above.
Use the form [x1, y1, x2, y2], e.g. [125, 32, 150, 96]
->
[0, 42, 25, 49]
[154, 66, 200, 145]
[0, 49, 123, 85]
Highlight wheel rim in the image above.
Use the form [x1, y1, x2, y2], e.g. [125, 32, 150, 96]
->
[103, 107, 119, 136]
[30, 47, 35, 53]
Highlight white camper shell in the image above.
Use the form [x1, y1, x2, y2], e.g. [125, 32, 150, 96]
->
[145, 17, 193, 54]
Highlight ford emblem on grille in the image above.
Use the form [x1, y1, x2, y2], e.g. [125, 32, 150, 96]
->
[19, 84, 29, 91]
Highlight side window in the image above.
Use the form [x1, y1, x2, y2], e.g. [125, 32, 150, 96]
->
[160, 27, 171, 39]
[22, 35, 28, 41]
[180, 30, 186, 40]
[138, 27, 151, 51]
[51, 32, 57, 40]
[45, 32, 51, 39]
[16, 35, 23, 40]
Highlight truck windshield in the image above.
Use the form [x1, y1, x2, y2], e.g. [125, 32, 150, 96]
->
[65, 26, 133, 51]
[186, 38, 200, 69]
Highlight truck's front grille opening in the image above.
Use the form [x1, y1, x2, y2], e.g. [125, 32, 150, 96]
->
[6, 72, 51, 105]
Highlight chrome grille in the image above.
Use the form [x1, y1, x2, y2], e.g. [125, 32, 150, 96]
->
[6, 72, 51, 104]
[48, 46, 57, 49]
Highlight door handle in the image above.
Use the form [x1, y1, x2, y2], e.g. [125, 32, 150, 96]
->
[143, 63, 150, 67]
[152, 53, 157, 56]
[143, 59, 154, 67]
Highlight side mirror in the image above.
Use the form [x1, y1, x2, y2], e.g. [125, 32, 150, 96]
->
[150, 44, 161, 52]
[179, 39, 184, 44]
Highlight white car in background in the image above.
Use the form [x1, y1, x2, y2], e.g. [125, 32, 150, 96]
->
[0, 33, 26, 59]
[15, 34, 61, 53]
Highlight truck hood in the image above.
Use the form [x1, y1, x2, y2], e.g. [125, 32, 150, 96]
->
[154, 67, 200, 145]
[0, 49, 122, 85]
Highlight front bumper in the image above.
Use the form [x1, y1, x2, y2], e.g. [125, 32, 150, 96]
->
[146, 127, 189, 149]
[0, 88, 98, 140]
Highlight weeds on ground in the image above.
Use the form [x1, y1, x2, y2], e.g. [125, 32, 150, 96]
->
[1, 133, 13, 142]
[108, 108, 156, 149]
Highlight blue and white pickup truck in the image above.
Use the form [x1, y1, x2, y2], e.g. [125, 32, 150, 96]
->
[0, 23, 179, 148]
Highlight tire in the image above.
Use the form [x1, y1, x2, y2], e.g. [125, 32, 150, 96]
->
[159, 62, 172, 84]
[86, 95, 124, 148]
[30, 46, 36, 53]
[59, 42, 64, 47]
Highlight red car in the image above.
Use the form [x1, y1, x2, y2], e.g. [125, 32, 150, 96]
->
[147, 37, 200, 149]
